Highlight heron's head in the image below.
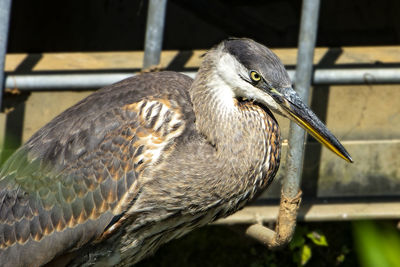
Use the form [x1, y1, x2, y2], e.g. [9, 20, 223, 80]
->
[212, 38, 352, 163]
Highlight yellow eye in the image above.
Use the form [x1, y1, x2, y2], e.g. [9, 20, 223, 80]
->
[250, 71, 261, 82]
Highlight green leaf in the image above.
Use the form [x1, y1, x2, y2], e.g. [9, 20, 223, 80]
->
[301, 244, 312, 266]
[336, 245, 350, 264]
[306, 231, 329, 246]
[336, 254, 345, 264]
[290, 230, 306, 250]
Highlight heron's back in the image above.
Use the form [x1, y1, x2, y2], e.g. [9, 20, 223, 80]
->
[0, 72, 196, 266]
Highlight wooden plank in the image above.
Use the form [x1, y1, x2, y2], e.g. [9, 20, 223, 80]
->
[4, 46, 400, 72]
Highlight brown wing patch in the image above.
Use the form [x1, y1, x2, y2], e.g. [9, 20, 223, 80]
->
[99, 97, 187, 237]
[123, 97, 186, 169]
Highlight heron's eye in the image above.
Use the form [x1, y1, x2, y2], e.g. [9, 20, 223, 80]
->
[250, 71, 261, 82]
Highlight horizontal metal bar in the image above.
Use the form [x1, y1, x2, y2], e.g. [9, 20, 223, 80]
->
[214, 201, 400, 224]
[4, 72, 195, 90]
[4, 73, 135, 90]
[4, 68, 400, 91]
[312, 68, 400, 84]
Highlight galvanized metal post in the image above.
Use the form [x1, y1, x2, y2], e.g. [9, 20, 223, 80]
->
[245, 0, 321, 248]
[143, 0, 167, 70]
[269, 0, 321, 245]
[0, 0, 13, 110]
[284, 0, 320, 198]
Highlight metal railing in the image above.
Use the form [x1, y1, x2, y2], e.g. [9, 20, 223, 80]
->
[5, 68, 400, 90]
[0, 0, 399, 248]
[245, 0, 321, 248]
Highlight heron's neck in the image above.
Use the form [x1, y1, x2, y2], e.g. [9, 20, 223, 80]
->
[187, 56, 281, 205]
[190, 60, 237, 143]
[190, 57, 271, 162]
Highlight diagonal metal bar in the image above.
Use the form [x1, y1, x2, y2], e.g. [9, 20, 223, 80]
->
[0, 0, 13, 110]
[143, 0, 168, 70]
[245, 0, 321, 248]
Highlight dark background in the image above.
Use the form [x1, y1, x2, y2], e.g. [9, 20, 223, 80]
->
[7, 0, 400, 53]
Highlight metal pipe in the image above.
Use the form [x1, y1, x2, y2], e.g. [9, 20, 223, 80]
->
[0, 0, 13, 109]
[284, 0, 321, 198]
[5, 73, 135, 90]
[143, 0, 168, 70]
[311, 68, 400, 84]
[247, 0, 321, 249]
[4, 68, 400, 91]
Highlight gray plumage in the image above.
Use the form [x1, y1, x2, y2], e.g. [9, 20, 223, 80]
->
[0, 38, 351, 266]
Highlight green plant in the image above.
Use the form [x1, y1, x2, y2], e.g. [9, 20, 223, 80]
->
[289, 226, 329, 266]
[353, 221, 400, 267]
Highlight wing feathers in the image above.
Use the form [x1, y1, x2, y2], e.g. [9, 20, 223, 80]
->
[0, 72, 194, 265]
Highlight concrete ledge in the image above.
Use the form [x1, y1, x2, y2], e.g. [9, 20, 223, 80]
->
[215, 200, 400, 224]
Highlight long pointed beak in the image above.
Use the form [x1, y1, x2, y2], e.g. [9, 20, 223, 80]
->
[273, 87, 353, 163]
